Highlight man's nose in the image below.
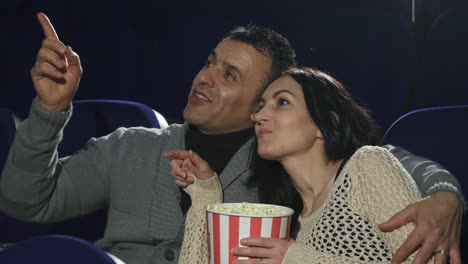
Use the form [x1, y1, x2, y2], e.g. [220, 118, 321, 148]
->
[196, 66, 216, 87]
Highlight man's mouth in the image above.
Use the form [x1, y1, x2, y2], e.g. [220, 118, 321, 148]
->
[194, 91, 210, 101]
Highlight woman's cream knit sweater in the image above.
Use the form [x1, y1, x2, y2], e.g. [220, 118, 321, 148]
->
[178, 146, 430, 263]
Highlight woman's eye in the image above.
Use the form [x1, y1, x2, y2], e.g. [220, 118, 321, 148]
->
[278, 98, 289, 106]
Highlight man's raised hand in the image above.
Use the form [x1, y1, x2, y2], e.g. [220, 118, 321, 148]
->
[31, 12, 82, 112]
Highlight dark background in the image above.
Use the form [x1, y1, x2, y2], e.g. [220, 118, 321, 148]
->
[0, 0, 467, 128]
[0, 0, 467, 256]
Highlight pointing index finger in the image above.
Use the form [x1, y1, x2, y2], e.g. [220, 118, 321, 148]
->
[37, 12, 60, 40]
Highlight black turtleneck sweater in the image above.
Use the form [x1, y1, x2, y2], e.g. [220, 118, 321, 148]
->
[180, 125, 254, 215]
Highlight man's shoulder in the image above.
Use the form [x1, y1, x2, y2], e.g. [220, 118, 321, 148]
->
[94, 123, 185, 149]
[112, 123, 184, 139]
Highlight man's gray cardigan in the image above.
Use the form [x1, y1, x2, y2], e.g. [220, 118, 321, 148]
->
[0, 99, 464, 263]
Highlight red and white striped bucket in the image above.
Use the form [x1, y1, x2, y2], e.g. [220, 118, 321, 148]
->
[206, 203, 293, 264]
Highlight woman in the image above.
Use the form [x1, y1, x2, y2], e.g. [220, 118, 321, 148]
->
[169, 67, 428, 263]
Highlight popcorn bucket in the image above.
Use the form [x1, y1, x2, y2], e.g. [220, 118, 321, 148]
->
[206, 203, 294, 264]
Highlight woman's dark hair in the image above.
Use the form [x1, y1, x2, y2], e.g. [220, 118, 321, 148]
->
[248, 67, 380, 237]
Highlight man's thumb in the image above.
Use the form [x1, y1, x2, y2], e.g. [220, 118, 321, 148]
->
[65, 46, 82, 70]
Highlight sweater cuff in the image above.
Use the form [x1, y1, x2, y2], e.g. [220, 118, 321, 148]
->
[185, 174, 223, 207]
[426, 182, 468, 214]
[28, 97, 72, 141]
[422, 168, 468, 214]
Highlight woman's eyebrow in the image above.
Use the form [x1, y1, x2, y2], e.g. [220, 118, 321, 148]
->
[272, 89, 296, 98]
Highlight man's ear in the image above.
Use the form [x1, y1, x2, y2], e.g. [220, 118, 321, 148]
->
[331, 111, 340, 127]
[316, 129, 324, 139]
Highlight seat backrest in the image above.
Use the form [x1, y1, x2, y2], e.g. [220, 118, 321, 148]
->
[412, 5, 468, 109]
[0, 235, 116, 264]
[59, 99, 168, 157]
[382, 105, 468, 261]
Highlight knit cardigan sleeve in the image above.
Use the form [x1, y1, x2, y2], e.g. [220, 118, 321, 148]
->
[283, 146, 433, 264]
[347, 146, 423, 261]
[178, 175, 223, 264]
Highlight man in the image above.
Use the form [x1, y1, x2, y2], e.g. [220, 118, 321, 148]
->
[0, 12, 464, 264]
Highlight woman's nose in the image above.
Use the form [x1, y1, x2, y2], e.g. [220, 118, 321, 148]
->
[251, 110, 269, 124]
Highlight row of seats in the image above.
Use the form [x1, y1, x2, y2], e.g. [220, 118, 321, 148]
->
[1, 6, 467, 130]
[0, 102, 467, 262]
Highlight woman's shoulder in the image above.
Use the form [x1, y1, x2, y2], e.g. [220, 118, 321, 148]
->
[346, 145, 398, 168]
[344, 145, 408, 182]
[353, 145, 392, 158]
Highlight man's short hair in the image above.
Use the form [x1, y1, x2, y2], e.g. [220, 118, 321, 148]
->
[223, 25, 297, 88]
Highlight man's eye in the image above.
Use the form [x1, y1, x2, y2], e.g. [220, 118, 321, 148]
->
[224, 71, 236, 81]
[204, 59, 214, 67]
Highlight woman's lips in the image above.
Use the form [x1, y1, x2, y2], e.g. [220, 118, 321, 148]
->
[257, 128, 272, 136]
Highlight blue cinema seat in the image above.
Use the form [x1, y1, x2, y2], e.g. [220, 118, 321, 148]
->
[59, 99, 168, 156]
[0, 235, 116, 264]
[382, 105, 468, 262]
